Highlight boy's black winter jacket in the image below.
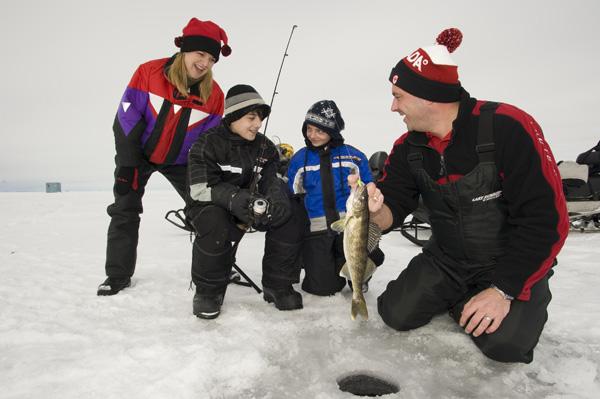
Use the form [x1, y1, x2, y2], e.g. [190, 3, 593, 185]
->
[187, 123, 288, 216]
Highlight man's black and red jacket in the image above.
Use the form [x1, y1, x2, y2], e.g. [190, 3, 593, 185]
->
[378, 90, 569, 301]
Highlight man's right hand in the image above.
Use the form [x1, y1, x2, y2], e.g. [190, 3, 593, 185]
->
[348, 174, 393, 231]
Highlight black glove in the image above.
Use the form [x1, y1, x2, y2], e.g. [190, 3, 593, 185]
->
[229, 189, 252, 224]
[115, 167, 137, 195]
[264, 199, 291, 228]
[249, 198, 277, 229]
[254, 179, 292, 228]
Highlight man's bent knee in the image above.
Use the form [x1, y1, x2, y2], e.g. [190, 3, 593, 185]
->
[377, 294, 430, 331]
[473, 332, 536, 363]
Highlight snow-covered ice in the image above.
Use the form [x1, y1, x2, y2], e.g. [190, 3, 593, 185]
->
[1, 190, 599, 398]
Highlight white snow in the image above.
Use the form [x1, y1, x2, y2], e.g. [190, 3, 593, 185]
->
[1, 190, 599, 398]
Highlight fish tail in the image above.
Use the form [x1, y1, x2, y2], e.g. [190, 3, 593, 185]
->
[351, 297, 369, 320]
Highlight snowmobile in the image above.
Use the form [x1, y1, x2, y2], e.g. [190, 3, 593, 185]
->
[557, 140, 600, 232]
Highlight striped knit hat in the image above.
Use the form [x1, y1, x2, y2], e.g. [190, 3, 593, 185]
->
[223, 85, 271, 125]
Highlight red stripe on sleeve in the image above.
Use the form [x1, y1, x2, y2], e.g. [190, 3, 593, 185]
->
[496, 104, 569, 300]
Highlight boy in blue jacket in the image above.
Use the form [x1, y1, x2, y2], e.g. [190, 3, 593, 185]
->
[287, 100, 384, 295]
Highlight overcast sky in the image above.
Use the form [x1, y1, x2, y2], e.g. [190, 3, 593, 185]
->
[1, 0, 599, 190]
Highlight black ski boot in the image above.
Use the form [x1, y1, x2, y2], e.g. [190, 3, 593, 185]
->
[97, 276, 131, 296]
[193, 292, 224, 319]
[263, 285, 303, 311]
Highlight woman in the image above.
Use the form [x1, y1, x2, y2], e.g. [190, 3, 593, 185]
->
[98, 18, 230, 296]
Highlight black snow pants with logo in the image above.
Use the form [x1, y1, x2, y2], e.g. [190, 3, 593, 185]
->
[105, 158, 192, 278]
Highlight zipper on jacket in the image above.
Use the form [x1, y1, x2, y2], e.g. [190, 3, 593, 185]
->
[438, 128, 455, 182]
[440, 154, 450, 182]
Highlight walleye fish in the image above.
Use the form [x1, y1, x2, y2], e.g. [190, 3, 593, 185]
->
[331, 182, 380, 320]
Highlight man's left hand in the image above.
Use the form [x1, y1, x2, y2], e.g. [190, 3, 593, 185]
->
[459, 288, 511, 337]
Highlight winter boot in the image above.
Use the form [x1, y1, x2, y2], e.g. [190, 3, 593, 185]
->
[263, 285, 303, 311]
[193, 292, 224, 319]
[97, 276, 131, 296]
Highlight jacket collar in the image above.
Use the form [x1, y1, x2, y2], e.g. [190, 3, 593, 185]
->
[216, 122, 263, 146]
[406, 88, 477, 146]
[164, 54, 201, 99]
[452, 88, 477, 132]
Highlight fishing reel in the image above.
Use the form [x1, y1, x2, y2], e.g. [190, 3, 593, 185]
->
[249, 197, 270, 222]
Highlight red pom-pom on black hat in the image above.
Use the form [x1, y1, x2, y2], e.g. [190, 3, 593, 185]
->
[174, 36, 183, 48]
[436, 28, 463, 53]
[221, 44, 231, 57]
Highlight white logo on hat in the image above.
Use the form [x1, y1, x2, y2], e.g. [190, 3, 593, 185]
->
[392, 75, 398, 84]
[322, 107, 336, 119]
[407, 50, 425, 72]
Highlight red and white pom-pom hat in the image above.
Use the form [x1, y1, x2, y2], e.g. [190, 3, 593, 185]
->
[389, 28, 463, 102]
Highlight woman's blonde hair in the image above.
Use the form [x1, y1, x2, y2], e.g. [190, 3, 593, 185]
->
[167, 53, 213, 103]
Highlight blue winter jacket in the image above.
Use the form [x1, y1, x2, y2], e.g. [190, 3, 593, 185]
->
[287, 144, 372, 232]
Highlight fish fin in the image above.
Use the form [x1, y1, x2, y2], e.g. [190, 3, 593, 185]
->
[366, 222, 382, 253]
[339, 263, 350, 279]
[365, 258, 377, 280]
[330, 218, 346, 233]
[351, 297, 368, 320]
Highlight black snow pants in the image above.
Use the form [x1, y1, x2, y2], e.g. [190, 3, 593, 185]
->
[105, 159, 191, 278]
[190, 199, 306, 295]
[377, 246, 552, 364]
[301, 230, 385, 296]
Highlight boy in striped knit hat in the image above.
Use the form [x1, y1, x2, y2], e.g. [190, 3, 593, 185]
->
[187, 84, 304, 319]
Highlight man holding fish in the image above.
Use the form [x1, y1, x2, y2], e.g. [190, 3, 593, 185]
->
[353, 28, 568, 364]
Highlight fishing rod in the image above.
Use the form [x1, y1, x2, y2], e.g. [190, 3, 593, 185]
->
[247, 24, 298, 198]
[262, 24, 298, 137]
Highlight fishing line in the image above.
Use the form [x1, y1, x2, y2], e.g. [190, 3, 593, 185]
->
[248, 24, 298, 197]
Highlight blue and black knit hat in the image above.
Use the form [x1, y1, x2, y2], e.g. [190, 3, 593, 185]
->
[302, 100, 345, 147]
